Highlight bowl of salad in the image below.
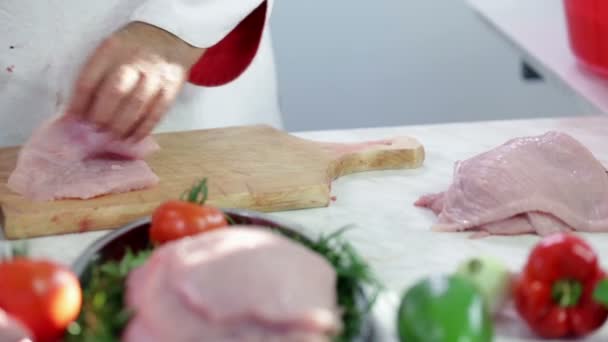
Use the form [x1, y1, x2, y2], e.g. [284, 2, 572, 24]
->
[68, 192, 381, 342]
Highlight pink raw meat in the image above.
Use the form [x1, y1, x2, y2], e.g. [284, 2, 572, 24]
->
[415, 131, 608, 236]
[7, 115, 159, 201]
[123, 226, 341, 342]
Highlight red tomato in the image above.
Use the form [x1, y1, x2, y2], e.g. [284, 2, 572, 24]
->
[0, 258, 82, 342]
[150, 200, 228, 244]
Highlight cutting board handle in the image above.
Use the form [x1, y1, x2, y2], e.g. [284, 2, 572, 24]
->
[324, 137, 425, 179]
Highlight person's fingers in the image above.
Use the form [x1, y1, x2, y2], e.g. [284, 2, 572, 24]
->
[110, 73, 161, 138]
[128, 66, 185, 141]
[65, 41, 115, 117]
[129, 84, 179, 141]
[87, 65, 141, 128]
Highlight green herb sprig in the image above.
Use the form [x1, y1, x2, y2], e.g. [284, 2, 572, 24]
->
[66, 249, 152, 342]
[180, 178, 209, 204]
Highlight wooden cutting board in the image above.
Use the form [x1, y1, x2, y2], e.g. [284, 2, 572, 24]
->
[0, 125, 424, 239]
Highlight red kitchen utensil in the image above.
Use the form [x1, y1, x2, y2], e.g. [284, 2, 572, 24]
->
[564, 0, 608, 77]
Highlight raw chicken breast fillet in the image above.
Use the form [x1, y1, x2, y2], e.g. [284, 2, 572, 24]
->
[7, 115, 159, 201]
[415, 131, 608, 236]
[123, 226, 341, 342]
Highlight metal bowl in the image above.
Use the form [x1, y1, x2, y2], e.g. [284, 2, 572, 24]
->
[72, 208, 376, 342]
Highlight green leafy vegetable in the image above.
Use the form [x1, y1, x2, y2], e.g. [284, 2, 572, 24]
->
[66, 249, 152, 342]
[66, 226, 381, 341]
[307, 227, 383, 342]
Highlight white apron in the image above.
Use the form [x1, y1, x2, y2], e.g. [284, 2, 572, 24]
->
[0, 0, 282, 147]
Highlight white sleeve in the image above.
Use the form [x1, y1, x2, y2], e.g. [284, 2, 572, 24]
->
[130, 0, 273, 48]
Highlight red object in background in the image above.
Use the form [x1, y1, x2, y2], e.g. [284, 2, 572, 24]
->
[188, 1, 267, 87]
[564, 0, 608, 77]
[0, 259, 82, 342]
[513, 233, 608, 338]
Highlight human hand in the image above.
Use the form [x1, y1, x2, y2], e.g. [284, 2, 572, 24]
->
[66, 21, 205, 141]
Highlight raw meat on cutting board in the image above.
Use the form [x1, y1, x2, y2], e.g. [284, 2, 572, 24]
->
[124, 226, 341, 342]
[415, 131, 608, 236]
[7, 115, 159, 201]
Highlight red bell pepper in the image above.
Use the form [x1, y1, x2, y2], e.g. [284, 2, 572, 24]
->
[514, 233, 608, 338]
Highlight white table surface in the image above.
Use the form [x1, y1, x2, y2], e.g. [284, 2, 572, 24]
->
[4, 115, 608, 341]
[467, 0, 608, 115]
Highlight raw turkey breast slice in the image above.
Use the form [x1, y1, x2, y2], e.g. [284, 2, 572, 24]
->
[123, 226, 341, 342]
[415, 131, 608, 236]
[7, 115, 159, 201]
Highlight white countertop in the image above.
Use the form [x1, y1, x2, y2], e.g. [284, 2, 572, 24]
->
[5, 115, 608, 341]
[467, 0, 608, 115]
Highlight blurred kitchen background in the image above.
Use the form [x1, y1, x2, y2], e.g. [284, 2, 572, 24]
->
[270, 0, 586, 132]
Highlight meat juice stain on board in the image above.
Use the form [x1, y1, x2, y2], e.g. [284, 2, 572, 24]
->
[6, 46, 16, 73]
[78, 218, 93, 233]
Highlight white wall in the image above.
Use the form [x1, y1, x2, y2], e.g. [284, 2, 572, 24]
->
[269, 0, 581, 132]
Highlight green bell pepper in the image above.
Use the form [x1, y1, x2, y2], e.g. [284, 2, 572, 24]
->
[397, 274, 493, 342]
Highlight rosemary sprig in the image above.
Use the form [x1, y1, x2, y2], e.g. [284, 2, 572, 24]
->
[65, 249, 152, 342]
[224, 214, 236, 225]
[180, 178, 209, 205]
[179, 178, 236, 226]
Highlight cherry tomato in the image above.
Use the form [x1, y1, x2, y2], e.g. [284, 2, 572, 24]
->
[0, 258, 82, 342]
[150, 200, 228, 244]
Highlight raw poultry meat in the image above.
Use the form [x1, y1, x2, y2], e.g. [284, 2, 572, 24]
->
[0, 308, 31, 342]
[123, 226, 341, 342]
[7, 115, 159, 201]
[415, 131, 608, 236]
